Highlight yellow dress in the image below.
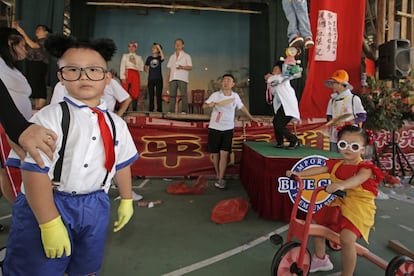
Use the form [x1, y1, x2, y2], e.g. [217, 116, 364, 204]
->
[317, 160, 385, 243]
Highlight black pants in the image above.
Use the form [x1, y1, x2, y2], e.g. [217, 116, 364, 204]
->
[273, 106, 297, 145]
[148, 78, 163, 112]
[27, 60, 48, 99]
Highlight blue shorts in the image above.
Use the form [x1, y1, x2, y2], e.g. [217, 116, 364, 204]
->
[3, 190, 110, 276]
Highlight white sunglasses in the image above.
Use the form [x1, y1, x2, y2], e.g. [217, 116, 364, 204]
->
[337, 140, 364, 152]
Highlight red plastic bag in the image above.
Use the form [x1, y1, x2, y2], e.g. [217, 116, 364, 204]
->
[211, 197, 250, 224]
[166, 182, 192, 194]
[166, 176, 208, 195]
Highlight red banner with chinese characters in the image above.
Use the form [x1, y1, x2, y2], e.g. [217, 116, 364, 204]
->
[374, 122, 414, 175]
[126, 116, 273, 177]
[126, 116, 414, 177]
[299, 0, 366, 118]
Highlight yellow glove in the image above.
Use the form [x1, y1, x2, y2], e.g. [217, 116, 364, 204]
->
[39, 216, 71, 258]
[114, 199, 134, 232]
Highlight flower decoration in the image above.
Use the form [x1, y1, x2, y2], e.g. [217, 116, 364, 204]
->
[358, 78, 413, 132]
[365, 129, 374, 145]
[336, 121, 353, 134]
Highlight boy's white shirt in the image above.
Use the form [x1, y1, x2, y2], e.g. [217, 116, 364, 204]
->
[267, 74, 300, 121]
[8, 95, 138, 194]
[205, 90, 243, 131]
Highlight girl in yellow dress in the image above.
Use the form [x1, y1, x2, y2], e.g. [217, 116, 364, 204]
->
[287, 124, 385, 276]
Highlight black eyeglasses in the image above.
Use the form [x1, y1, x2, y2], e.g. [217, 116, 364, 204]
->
[337, 140, 364, 152]
[59, 66, 107, 81]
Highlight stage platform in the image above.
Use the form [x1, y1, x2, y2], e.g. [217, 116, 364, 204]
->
[124, 113, 413, 179]
[240, 141, 340, 222]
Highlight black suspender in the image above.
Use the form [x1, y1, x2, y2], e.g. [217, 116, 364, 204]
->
[52, 102, 117, 185]
[53, 101, 70, 183]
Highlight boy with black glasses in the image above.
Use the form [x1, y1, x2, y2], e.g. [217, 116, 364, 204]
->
[3, 34, 138, 275]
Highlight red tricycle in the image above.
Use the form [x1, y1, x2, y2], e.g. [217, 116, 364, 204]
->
[270, 175, 414, 275]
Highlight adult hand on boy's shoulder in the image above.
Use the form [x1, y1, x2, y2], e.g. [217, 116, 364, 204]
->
[114, 199, 134, 232]
[18, 124, 57, 168]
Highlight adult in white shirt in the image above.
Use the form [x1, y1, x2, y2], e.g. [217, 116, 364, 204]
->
[51, 76, 132, 117]
[119, 42, 144, 111]
[166, 38, 192, 113]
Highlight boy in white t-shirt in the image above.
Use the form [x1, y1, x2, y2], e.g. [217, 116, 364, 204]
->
[203, 74, 258, 189]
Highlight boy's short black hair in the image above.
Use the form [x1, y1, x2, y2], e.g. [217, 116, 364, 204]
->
[222, 73, 235, 82]
[274, 60, 284, 70]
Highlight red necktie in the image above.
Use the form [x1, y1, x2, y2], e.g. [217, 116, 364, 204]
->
[90, 107, 115, 171]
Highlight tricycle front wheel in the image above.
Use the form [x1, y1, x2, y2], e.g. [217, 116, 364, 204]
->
[271, 241, 311, 276]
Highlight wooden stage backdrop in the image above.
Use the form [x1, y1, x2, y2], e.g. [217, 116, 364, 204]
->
[125, 113, 414, 178]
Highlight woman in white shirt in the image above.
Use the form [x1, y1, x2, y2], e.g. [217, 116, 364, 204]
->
[0, 27, 32, 204]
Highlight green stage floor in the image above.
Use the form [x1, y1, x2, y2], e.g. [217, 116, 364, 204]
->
[0, 178, 413, 275]
[244, 141, 341, 158]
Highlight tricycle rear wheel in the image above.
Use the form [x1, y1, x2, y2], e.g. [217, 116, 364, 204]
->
[385, 255, 414, 276]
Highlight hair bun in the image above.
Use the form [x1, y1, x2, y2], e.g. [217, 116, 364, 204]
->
[91, 38, 116, 61]
[44, 34, 76, 59]
[45, 34, 116, 62]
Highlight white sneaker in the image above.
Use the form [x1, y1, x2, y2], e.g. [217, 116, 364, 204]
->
[309, 254, 334, 273]
[132, 191, 143, 201]
[214, 179, 226, 189]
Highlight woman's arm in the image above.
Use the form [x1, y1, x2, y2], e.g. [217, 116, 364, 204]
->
[0, 79, 56, 167]
[12, 22, 40, 49]
[0, 78, 31, 143]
